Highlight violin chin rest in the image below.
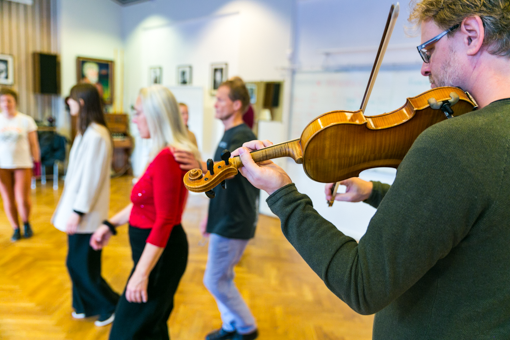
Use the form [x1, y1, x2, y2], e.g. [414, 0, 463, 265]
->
[428, 97, 441, 110]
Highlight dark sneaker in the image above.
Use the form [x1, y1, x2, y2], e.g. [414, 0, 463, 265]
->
[206, 328, 236, 340]
[23, 223, 33, 238]
[233, 329, 258, 340]
[11, 229, 21, 242]
[95, 313, 114, 327]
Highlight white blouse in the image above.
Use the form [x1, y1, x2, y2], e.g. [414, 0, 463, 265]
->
[0, 112, 37, 169]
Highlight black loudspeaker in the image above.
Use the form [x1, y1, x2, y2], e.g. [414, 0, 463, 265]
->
[263, 82, 282, 109]
[33, 53, 60, 94]
[271, 83, 281, 107]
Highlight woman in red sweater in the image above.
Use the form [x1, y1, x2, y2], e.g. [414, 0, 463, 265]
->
[90, 85, 200, 340]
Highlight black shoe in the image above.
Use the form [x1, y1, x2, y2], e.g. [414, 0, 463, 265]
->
[233, 329, 258, 340]
[23, 223, 33, 238]
[206, 328, 236, 340]
[11, 229, 21, 242]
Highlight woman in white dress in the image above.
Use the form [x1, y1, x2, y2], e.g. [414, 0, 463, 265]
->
[0, 88, 40, 241]
[52, 83, 119, 327]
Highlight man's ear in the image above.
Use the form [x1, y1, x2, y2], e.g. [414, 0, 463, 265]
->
[233, 99, 242, 112]
[461, 16, 485, 56]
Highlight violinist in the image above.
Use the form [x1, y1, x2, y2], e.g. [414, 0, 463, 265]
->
[231, 0, 510, 338]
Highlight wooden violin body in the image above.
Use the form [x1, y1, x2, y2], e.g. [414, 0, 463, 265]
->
[184, 86, 478, 193]
[300, 86, 476, 183]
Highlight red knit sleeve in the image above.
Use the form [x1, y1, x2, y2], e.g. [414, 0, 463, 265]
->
[146, 149, 185, 247]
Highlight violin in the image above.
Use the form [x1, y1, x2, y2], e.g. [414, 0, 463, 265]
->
[183, 4, 478, 198]
[184, 86, 477, 195]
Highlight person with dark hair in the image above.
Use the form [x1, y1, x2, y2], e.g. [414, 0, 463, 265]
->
[52, 83, 119, 327]
[175, 78, 260, 340]
[0, 88, 40, 241]
[230, 0, 510, 338]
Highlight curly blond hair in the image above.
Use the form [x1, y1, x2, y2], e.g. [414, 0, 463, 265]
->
[409, 0, 510, 57]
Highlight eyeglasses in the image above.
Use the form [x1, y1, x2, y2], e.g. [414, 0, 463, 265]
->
[417, 24, 459, 63]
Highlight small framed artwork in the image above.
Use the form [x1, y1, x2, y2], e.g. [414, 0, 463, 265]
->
[246, 83, 257, 104]
[0, 54, 14, 85]
[77, 57, 114, 105]
[210, 63, 228, 94]
[150, 66, 162, 85]
[177, 65, 192, 85]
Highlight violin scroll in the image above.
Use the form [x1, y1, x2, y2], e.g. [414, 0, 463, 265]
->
[184, 157, 241, 194]
[183, 139, 304, 196]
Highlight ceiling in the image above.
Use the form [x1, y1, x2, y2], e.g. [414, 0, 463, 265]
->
[110, 0, 151, 6]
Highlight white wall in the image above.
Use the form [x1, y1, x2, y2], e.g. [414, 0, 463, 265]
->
[56, 0, 426, 239]
[121, 0, 293, 169]
[296, 0, 422, 70]
[281, 0, 426, 238]
[57, 0, 123, 136]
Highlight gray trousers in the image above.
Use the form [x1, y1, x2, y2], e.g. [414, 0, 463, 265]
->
[203, 234, 257, 334]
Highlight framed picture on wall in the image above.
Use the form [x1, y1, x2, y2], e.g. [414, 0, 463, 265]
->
[150, 66, 162, 85]
[246, 83, 257, 104]
[210, 63, 228, 94]
[76, 57, 114, 105]
[0, 54, 14, 85]
[177, 65, 192, 85]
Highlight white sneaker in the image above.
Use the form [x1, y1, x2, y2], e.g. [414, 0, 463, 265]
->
[71, 311, 86, 319]
[94, 313, 115, 327]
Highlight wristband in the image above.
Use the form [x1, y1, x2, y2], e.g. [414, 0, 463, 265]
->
[102, 220, 117, 236]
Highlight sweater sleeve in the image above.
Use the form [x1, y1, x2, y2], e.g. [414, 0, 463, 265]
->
[146, 151, 185, 248]
[267, 132, 485, 315]
[363, 181, 391, 208]
[72, 132, 110, 213]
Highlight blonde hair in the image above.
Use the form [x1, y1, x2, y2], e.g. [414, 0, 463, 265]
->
[139, 85, 201, 162]
[409, 0, 510, 57]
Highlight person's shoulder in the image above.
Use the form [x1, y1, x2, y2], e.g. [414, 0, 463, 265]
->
[153, 147, 178, 165]
[413, 109, 492, 153]
[16, 113, 37, 130]
[86, 123, 110, 142]
[231, 124, 256, 141]
[17, 112, 36, 123]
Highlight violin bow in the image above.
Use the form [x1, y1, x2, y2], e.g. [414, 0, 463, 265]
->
[328, 2, 400, 207]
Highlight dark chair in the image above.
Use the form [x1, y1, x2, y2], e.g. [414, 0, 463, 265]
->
[35, 131, 68, 190]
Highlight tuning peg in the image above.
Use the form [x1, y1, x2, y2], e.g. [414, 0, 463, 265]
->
[207, 159, 214, 175]
[205, 190, 216, 199]
[221, 180, 226, 189]
[221, 149, 231, 165]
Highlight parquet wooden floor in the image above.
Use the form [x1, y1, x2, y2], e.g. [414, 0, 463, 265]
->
[0, 176, 373, 340]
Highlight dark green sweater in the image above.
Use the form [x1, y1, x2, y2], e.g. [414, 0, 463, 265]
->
[268, 99, 510, 339]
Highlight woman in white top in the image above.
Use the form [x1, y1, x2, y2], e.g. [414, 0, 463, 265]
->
[52, 84, 119, 327]
[0, 88, 40, 242]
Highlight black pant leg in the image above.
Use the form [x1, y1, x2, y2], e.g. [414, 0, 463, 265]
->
[109, 225, 188, 340]
[67, 233, 120, 316]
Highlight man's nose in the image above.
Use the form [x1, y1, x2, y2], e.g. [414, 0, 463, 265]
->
[421, 62, 431, 77]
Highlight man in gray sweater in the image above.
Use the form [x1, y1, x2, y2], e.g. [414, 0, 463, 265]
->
[231, 0, 510, 338]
